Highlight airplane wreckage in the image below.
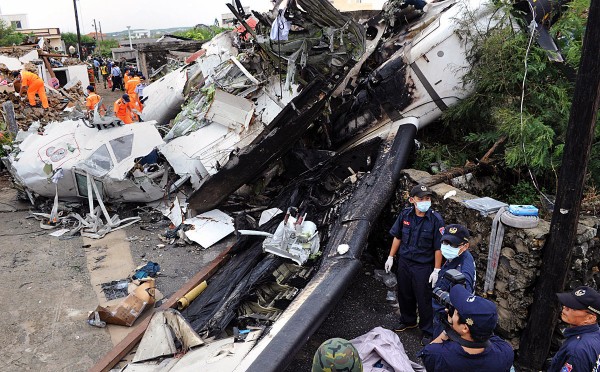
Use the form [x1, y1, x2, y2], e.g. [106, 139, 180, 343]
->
[1, 0, 565, 369]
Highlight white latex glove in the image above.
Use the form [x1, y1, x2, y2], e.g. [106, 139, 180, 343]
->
[384, 256, 394, 273]
[429, 268, 441, 288]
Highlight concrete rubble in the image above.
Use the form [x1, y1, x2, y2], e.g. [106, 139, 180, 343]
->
[0, 47, 89, 128]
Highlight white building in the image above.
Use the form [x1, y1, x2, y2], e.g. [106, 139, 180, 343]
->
[133, 29, 151, 39]
[0, 13, 29, 29]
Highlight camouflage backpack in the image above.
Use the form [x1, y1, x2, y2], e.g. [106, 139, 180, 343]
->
[311, 338, 363, 372]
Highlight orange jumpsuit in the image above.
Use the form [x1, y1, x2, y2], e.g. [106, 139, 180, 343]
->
[114, 98, 133, 124]
[123, 72, 132, 85]
[125, 76, 140, 103]
[21, 70, 49, 108]
[86, 92, 101, 111]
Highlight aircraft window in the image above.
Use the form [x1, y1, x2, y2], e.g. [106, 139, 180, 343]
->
[74, 172, 105, 198]
[83, 144, 113, 173]
[110, 134, 134, 163]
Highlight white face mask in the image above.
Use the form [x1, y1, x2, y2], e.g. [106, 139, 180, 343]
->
[441, 243, 460, 260]
[416, 200, 431, 212]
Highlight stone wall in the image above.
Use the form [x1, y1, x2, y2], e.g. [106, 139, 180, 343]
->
[396, 169, 600, 348]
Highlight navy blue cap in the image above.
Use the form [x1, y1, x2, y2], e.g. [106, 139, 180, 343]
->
[442, 224, 470, 246]
[86, 85, 94, 92]
[122, 94, 130, 102]
[557, 286, 600, 316]
[450, 285, 498, 339]
[410, 184, 433, 197]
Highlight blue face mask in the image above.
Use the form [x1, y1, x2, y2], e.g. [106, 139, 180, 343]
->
[416, 200, 431, 212]
[441, 243, 461, 260]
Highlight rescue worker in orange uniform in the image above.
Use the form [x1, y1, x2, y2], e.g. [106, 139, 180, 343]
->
[123, 69, 133, 85]
[125, 73, 141, 104]
[85, 85, 106, 116]
[114, 94, 134, 124]
[14, 70, 49, 109]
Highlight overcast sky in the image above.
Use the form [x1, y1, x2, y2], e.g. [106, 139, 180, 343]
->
[0, 0, 274, 34]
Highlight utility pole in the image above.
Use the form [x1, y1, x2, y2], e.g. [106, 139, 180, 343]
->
[93, 19, 98, 43]
[72, 0, 83, 60]
[518, 0, 600, 369]
[127, 26, 133, 49]
[99, 21, 104, 42]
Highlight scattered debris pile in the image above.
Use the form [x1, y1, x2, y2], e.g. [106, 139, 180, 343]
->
[0, 85, 84, 128]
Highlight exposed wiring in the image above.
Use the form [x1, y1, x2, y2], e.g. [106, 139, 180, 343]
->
[519, 6, 554, 207]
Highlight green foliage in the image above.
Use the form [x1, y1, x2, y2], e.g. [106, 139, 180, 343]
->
[96, 39, 119, 58]
[0, 133, 13, 157]
[506, 180, 540, 205]
[413, 142, 470, 172]
[442, 0, 595, 192]
[173, 25, 230, 41]
[0, 20, 24, 46]
[61, 32, 95, 48]
[550, 0, 590, 68]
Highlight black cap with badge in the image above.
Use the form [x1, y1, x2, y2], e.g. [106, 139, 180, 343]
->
[410, 184, 433, 198]
[557, 286, 600, 317]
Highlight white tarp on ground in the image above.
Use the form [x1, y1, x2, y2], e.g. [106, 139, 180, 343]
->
[350, 327, 425, 372]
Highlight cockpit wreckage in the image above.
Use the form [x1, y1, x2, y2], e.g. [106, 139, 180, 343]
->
[1, 0, 565, 369]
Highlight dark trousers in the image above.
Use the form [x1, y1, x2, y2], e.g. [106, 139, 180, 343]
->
[111, 75, 123, 91]
[396, 256, 434, 336]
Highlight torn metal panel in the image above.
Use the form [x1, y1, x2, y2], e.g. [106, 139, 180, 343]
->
[205, 89, 254, 131]
[187, 77, 338, 213]
[183, 209, 235, 248]
[132, 309, 204, 363]
[167, 328, 263, 371]
[141, 67, 192, 125]
[160, 110, 266, 190]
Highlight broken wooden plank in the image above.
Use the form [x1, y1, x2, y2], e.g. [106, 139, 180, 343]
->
[89, 245, 234, 372]
[418, 136, 506, 187]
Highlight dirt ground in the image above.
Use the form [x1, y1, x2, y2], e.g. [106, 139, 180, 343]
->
[0, 165, 423, 371]
[0, 172, 230, 371]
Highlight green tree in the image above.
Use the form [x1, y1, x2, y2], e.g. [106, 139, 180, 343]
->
[442, 0, 598, 191]
[0, 19, 24, 46]
[97, 39, 119, 58]
[173, 25, 230, 41]
[61, 32, 95, 49]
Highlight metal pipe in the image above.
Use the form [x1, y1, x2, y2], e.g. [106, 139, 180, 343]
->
[176, 281, 208, 310]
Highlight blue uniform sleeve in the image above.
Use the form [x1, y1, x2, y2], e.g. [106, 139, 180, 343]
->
[463, 254, 476, 293]
[389, 210, 407, 239]
[432, 211, 445, 251]
[418, 343, 449, 371]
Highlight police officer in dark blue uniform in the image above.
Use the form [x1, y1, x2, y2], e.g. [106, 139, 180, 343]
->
[419, 285, 514, 371]
[385, 184, 444, 345]
[432, 224, 476, 338]
[549, 286, 600, 372]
